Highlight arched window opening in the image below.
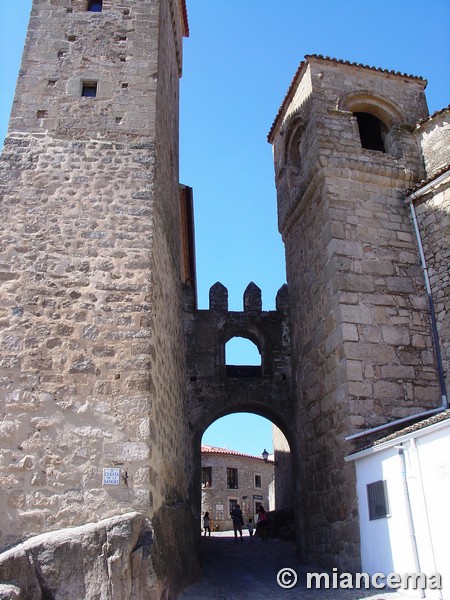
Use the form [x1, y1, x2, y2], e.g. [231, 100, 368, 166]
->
[354, 112, 387, 152]
[287, 126, 303, 165]
[282, 119, 306, 195]
[225, 336, 261, 378]
[88, 0, 103, 12]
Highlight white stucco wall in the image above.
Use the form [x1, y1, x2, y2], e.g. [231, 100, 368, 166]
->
[349, 418, 450, 600]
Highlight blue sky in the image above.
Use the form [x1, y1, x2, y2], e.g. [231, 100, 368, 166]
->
[1, 1, 449, 456]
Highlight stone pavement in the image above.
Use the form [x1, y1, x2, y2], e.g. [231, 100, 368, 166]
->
[178, 531, 424, 600]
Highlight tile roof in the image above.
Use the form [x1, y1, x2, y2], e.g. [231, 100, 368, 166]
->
[201, 444, 270, 462]
[179, 0, 189, 37]
[306, 54, 426, 81]
[407, 162, 450, 195]
[417, 103, 450, 127]
[268, 54, 427, 143]
[374, 408, 450, 446]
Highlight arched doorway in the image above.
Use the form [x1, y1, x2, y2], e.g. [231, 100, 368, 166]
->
[194, 410, 294, 539]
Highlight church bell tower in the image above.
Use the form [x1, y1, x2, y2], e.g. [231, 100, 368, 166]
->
[268, 54, 439, 569]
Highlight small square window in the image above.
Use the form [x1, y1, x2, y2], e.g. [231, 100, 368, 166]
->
[367, 480, 390, 520]
[82, 81, 98, 97]
[88, 0, 103, 12]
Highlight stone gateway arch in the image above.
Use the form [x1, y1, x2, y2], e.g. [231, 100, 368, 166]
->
[0, 1, 448, 598]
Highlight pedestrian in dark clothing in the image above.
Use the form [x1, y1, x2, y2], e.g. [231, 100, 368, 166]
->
[230, 504, 244, 542]
[203, 511, 211, 537]
[256, 505, 270, 541]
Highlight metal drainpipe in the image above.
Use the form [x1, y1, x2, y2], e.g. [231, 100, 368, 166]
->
[345, 177, 449, 443]
[397, 445, 425, 599]
[405, 193, 448, 408]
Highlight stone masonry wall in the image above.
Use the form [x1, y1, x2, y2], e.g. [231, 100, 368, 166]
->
[0, 136, 159, 543]
[269, 56, 441, 570]
[8, 0, 160, 142]
[414, 111, 450, 401]
[414, 183, 450, 401]
[0, 1, 198, 592]
[416, 109, 450, 176]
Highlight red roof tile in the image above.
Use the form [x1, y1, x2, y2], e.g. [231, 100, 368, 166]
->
[374, 408, 450, 446]
[407, 162, 450, 195]
[417, 104, 450, 127]
[201, 444, 271, 463]
[179, 0, 189, 37]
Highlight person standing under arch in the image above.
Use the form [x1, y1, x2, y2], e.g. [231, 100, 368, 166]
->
[256, 505, 269, 541]
[230, 504, 244, 542]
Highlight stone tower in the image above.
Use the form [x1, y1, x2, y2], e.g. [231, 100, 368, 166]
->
[268, 55, 443, 569]
[0, 0, 198, 594]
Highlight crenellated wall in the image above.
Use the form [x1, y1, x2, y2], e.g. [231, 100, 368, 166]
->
[184, 281, 294, 533]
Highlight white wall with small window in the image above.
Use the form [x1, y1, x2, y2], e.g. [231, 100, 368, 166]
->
[346, 413, 450, 600]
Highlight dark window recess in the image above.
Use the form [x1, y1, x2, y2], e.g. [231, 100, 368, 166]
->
[227, 467, 239, 490]
[82, 82, 98, 97]
[254, 474, 262, 488]
[355, 112, 386, 152]
[201, 467, 212, 488]
[229, 498, 238, 515]
[367, 480, 390, 520]
[226, 365, 262, 378]
[88, 0, 103, 12]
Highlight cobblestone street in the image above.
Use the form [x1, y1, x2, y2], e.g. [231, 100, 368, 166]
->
[178, 531, 422, 600]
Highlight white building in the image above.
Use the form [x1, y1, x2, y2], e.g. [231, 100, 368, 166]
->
[346, 410, 450, 599]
